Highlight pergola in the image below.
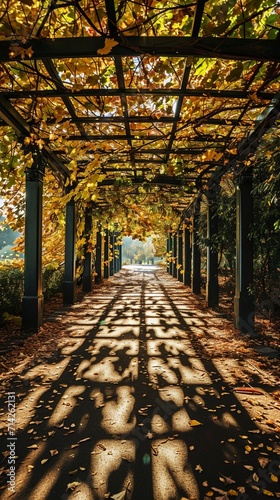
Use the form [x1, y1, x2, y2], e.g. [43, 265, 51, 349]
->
[0, 0, 279, 330]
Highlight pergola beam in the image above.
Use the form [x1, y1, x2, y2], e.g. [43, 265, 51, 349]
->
[1, 37, 279, 62]
[0, 95, 69, 177]
[0, 89, 275, 100]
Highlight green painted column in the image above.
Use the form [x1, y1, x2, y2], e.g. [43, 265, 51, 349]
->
[22, 153, 44, 329]
[63, 195, 77, 304]
[192, 199, 201, 294]
[109, 231, 114, 276]
[206, 192, 219, 307]
[183, 225, 191, 286]
[168, 232, 173, 274]
[104, 227, 110, 279]
[82, 208, 93, 292]
[119, 238, 123, 270]
[234, 174, 255, 333]
[166, 236, 170, 273]
[95, 224, 102, 284]
[172, 232, 177, 278]
[115, 232, 120, 272]
[177, 229, 183, 282]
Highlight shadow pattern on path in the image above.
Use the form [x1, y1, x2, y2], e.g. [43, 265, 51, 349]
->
[0, 267, 279, 499]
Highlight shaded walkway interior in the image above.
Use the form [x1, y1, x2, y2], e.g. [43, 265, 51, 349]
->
[0, 267, 279, 499]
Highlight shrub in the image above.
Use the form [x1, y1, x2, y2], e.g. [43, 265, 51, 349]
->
[0, 264, 64, 323]
[42, 265, 64, 301]
[0, 266, 23, 321]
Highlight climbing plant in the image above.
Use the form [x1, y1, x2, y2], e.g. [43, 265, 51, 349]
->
[0, 0, 279, 288]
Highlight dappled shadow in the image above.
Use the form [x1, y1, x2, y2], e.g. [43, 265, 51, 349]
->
[0, 267, 279, 499]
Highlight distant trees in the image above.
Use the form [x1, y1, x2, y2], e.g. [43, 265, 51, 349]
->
[122, 236, 157, 264]
[0, 216, 20, 259]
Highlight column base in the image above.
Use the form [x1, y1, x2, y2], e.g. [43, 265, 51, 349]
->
[82, 275, 92, 293]
[63, 281, 77, 305]
[184, 274, 191, 287]
[22, 295, 44, 329]
[206, 280, 219, 307]
[234, 295, 255, 333]
[192, 277, 201, 295]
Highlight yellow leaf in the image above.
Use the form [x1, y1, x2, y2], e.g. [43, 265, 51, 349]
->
[41, 459, 48, 464]
[25, 46, 34, 58]
[228, 490, 238, 496]
[244, 465, 254, 470]
[270, 474, 278, 483]
[189, 419, 203, 427]
[97, 38, 119, 55]
[50, 449, 59, 456]
[69, 469, 79, 475]
[263, 490, 275, 496]
[67, 482, 81, 491]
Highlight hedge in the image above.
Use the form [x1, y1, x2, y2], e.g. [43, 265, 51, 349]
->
[0, 265, 64, 324]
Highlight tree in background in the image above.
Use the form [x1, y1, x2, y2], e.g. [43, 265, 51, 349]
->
[122, 236, 157, 265]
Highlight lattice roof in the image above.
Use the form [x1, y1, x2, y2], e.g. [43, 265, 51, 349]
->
[0, 0, 280, 214]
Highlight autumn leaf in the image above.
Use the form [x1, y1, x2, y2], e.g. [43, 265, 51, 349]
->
[25, 46, 34, 58]
[97, 38, 119, 55]
[67, 481, 81, 491]
[50, 449, 59, 456]
[189, 419, 203, 427]
[110, 490, 127, 500]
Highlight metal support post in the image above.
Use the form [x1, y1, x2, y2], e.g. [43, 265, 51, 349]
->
[172, 232, 177, 278]
[104, 227, 110, 279]
[192, 199, 201, 294]
[95, 224, 102, 284]
[109, 231, 114, 276]
[183, 225, 191, 286]
[22, 152, 44, 328]
[83, 208, 93, 292]
[63, 195, 77, 304]
[206, 192, 219, 307]
[177, 229, 183, 282]
[234, 174, 255, 333]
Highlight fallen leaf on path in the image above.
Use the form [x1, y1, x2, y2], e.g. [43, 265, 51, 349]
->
[67, 481, 81, 491]
[244, 465, 254, 471]
[219, 474, 235, 484]
[69, 469, 79, 475]
[110, 490, 127, 500]
[50, 449, 58, 456]
[78, 437, 91, 443]
[189, 419, 203, 426]
[234, 387, 264, 395]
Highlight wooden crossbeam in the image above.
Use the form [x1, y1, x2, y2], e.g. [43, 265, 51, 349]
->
[1, 37, 279, 62]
